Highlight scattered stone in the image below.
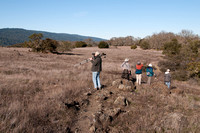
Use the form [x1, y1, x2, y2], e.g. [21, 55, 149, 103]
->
[114, 96, 129, 106]
[112, 79, 135, 91]
[108, 108, 121, 118]
[89, 125, 96, 132]
[112, 79, 122, 86]
[118, 84, 125, 90]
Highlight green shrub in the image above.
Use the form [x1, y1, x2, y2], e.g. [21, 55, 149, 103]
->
[162, 39, 182, 56]
[75, 41, 87, 47]
[41, 38, 58, 53]
[187, 62, 200, 78]
[98, 41, 109, 48]
[140, 41, 150, 50]
[87, 44, 93, 47]
[131, 44, 137, 49]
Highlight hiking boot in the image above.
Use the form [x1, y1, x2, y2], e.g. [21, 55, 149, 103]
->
[99, 85, 105, 90]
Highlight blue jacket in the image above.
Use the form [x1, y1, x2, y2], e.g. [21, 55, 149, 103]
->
[135, 69, 142, 74]
[146, 67, 154, 77]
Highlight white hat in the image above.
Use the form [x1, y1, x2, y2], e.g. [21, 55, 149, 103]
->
[95, 51, 100, 56]
[166, 69, 170, 72]
[125, 58, 129, 62]
[148, 64, 152, 67]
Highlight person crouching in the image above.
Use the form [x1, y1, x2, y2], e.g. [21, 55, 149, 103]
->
[121, 58, 131, 80]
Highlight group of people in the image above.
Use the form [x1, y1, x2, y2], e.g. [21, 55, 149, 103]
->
[89, 51, 171, 90]
[121, 58, 171, 88]
[121, 59, 154, 85]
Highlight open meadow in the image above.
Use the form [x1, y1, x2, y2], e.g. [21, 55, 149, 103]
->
[0, 46, 200, 132]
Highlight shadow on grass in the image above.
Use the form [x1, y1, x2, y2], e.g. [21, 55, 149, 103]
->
[170, 86, 177, 90]
[52, 51, 83, 56]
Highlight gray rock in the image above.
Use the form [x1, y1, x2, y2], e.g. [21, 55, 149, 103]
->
[114, 96, 126, 106]
[118, 84, 125, 90]
[112, 79, 122, 86]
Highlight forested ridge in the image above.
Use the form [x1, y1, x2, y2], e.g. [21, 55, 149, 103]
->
[0, 28, 105, 46]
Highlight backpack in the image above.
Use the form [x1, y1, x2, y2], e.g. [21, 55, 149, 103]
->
[146, 72, 150, 76]
[146, 67, 154, 76]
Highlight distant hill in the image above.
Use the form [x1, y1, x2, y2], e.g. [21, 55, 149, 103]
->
[0, 28, 105, 46]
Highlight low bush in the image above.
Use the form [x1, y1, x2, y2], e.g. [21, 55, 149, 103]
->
[159, 39, 200, 82]
[98, 41, 109, 48]
[140, 41, 150, 50]
[131, 44, 137, 49]
[187, 62, 200, 78]
[75, 41, 87, 48]
[162, 39, 182, 56]
[87, 44, 93, 47]
[41, 38, 58, 53]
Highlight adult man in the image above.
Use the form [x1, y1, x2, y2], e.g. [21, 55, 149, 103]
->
[164, 69, 171, 89]
[90, 51, 102, 90]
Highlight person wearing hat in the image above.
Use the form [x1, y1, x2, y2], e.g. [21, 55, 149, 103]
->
[146, 63, 154, 85]
[135, 61, 143, 85]
[89, 51, 102, 90]
[121, 58, 131, 80]
[164, 69, 171, 89]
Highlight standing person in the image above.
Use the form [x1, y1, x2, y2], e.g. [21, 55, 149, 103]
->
[90, 51, 102, 90]
[146, 64, 154, 85]
[121, 58, 131, 80]
[164, 69, 171, 89]
[135, 61, 143, 85]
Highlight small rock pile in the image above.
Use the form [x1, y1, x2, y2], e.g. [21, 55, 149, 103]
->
[112, 78, 136, 91]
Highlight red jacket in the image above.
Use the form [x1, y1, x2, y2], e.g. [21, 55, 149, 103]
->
[136, 64, 143, 70]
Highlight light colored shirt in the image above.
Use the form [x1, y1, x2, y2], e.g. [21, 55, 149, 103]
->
[121, 62, 131, 70]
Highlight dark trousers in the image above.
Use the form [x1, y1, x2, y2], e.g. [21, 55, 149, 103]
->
[121, 69, 130, 80]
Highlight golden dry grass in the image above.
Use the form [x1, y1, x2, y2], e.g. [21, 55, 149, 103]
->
[0, 46, 200, 132]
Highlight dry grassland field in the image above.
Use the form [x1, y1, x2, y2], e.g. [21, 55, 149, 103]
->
[0, 46, 200, 132]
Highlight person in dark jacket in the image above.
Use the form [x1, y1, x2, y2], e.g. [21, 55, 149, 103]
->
[135, 61, 143, 85]
[164, 69, 171, 89]
[146, 64, 154, 85]
[90, 51, 102, 90]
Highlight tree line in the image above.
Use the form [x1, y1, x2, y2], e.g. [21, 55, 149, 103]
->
[9, 33, 109, 52]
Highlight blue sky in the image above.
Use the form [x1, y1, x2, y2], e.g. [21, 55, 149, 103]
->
[0, 0, 199, 39]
